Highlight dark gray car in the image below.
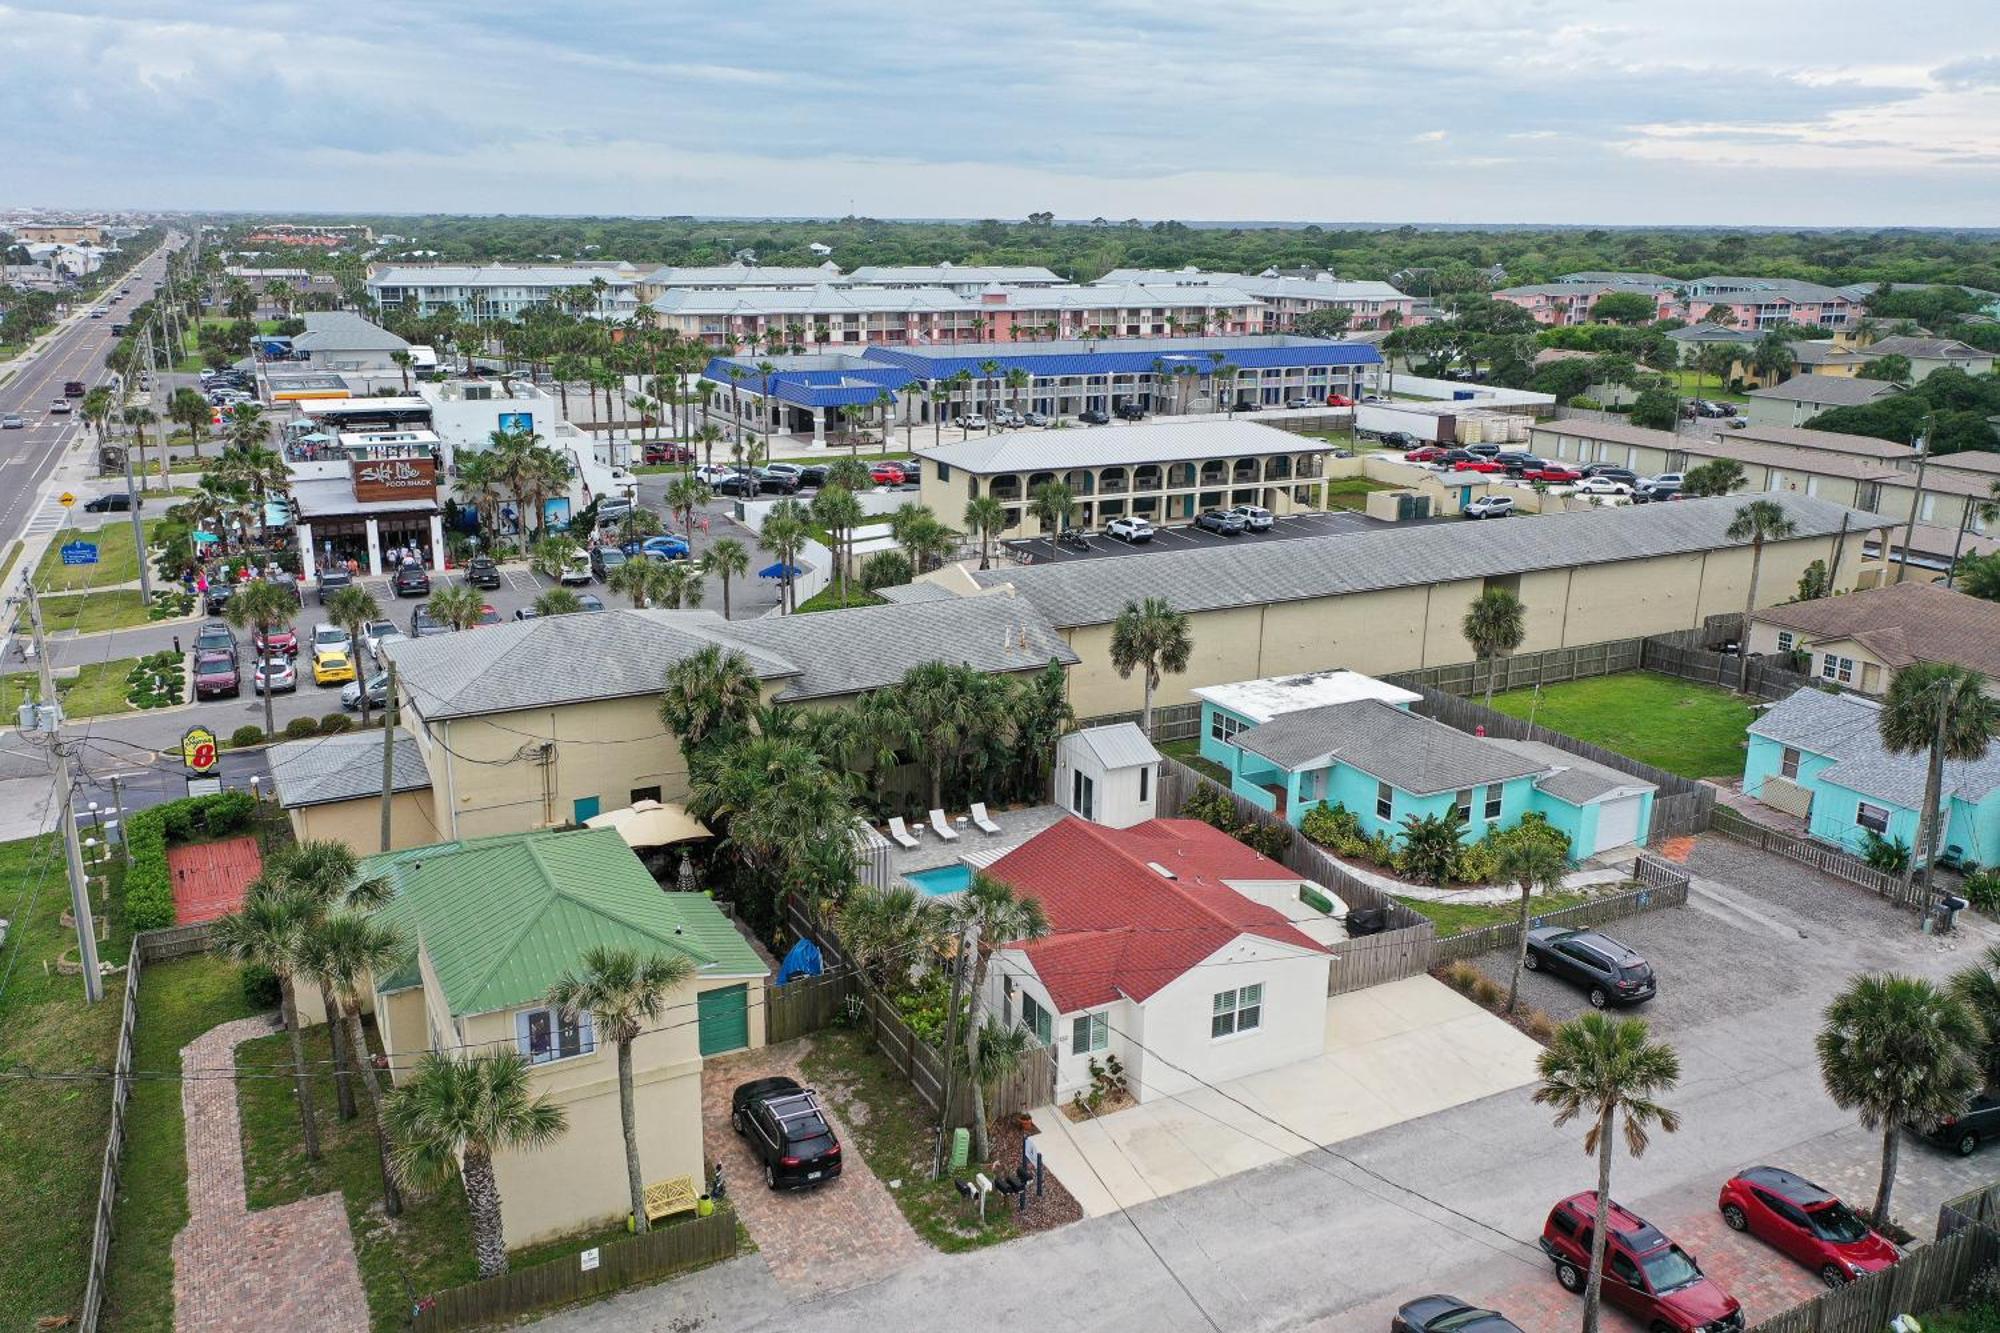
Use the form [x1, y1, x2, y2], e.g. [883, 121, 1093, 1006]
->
[1524, 927, 1656, 1008]
[1392, 1294, 1526, 1332]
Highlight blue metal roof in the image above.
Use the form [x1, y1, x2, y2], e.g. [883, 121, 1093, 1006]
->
[862, 338, 1381, 381]
[701, 356, 913, 409]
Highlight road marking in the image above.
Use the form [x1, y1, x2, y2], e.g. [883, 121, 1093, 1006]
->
[506, 569, 542, 594]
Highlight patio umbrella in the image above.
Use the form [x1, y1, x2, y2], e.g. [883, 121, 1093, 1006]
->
[758, 561, 805, 580]
[583, 798, 712, 848]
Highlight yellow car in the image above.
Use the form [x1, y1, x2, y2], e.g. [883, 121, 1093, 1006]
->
[312, 648, 357, 687]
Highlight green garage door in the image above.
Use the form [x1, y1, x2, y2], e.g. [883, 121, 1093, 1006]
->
[696, 984, 750, 1056]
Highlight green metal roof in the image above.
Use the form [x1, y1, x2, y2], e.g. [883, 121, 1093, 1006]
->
[364, 827, 765, 1018]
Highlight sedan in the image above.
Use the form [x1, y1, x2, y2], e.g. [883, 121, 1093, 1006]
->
[49, 398, 73, 415]
[360, 619, 398, 657]
[390, 562, 431, 599]
[341, 672, 391, 711]
[1283, 396, 1314, 410]
[1573, 476, 1633, 495]
[1405, 446, 1449, 463]
[1719, 1168, 1897, 1287]
[6, 412, 32, 429]
[311, 623, 351, 655]
[1580, 465, 1640, 485]
[1195, 509, 1247, 536]
[464, 555, 502, 589]
[83, 494, 133, 512]
[714, 472, 760, 497]
[311, 648, 357, 687]
[1078, 409, 1111, 425]
[1392, 1295, 1525, 1332]
[252, 657, 297, 695]
[1106, 517, 1155, 543]
[575, 592, 607, 612]
[754, 467, 801, 493]
[625, 534, 690, 561]
[475, 604, 502, 627]
[1022, 411, 1048, 427]
[1450, 459, 1507, 474]
[1523, 926, 1656, 1008]
[409, 606, 450, 637]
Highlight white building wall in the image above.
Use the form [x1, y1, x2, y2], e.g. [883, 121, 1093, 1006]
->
[1052, 738, 1157, 829]
[1129, 937, 1328, 1101]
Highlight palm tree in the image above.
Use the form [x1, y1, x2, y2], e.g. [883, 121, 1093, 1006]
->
[168, 385, 212, 469]
[664, 475, 712, 538]
[1534, 1014, 1683, 1333]
[211, 883, 321, 1159]
[298, 912, 407, 1216]
[426, 583, 488, 631]
[1948, 943, 2000, 1086]
[390, 349, 412, 393]
[1499, 837, 1569, 1014]
[1028, 480, 1074, 558]
[1818, 973, 1983, 1226]
[811, 484, 864, 602]
[962, 494, 1008, 571]
[532, 586, 584, 616]
[760, 500, 811, 613]
[1749, 331, 1796, 386]
[385, 1051, 566, 1278]
[325, 584, 384, 723]
[1005, 366, 1032, 420]
[660, 643, 762, 751]
[550, 353, 588, 417]
[121, 405, 159, 485]
[1880, 664, 1998, 898]
[1109, 597, 1192, 736]
[1726, 500, 1797, 691]
[704, 538, 750, 619]
[1462, 587, 1527, 710]
[225, 579, 301, 741]
[658, 559, 704, 610]
[1696, 342, 1737, 396]
[605, 554, 673, 609]
[953, 873, 1049, 1159]
[838, 884, 946, 987]
[545, 946, 695, 1229]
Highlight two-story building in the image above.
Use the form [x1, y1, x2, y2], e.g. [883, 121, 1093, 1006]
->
[1741, 374, 1898, 427]
[1671, 277, 1859, 330]
[1747, 581, 2000, 697]
[367, 264, 643, 321]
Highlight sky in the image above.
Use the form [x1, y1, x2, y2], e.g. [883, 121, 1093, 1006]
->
[4, 0, 1999, 227]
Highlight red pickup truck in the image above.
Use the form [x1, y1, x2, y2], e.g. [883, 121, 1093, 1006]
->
[1523, 465, 1584, 483]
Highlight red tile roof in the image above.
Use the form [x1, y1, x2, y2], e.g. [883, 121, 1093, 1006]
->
[985, 817, 1325, 1012]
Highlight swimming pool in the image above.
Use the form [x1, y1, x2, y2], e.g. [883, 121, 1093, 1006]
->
[906, 863, 973, 896]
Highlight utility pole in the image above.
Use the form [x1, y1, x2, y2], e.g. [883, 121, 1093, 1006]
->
[24, 582, 103, 1003]
[1896, 413, 1932, 586]
[931, 925, 971, 1179]
[379, 662, 398, 852]
[108, 774, 129, 867]
[117, 333, 152, 601]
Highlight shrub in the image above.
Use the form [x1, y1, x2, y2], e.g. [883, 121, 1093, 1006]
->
[1452, 840, 1499, 884]
[231, 724, 266, 747]
[1441, 960, 1481, 995]
[318, 713, 353, 734]
[284, 716, 320, 739]
[1234, 820, 1292, 860]
[1524, 1009, 1557, 1043]
[241, 963, 282, 1010]
[1180, 784, 1240, 833]
[1366, 831, 1399, 865]
[858, 550, 913, 592]
[1300, 800, 1359, 848]
[1860, 829, 1911, 874]
[1568, 395, 1603, 411]
[1397, 811, 1467, 886]
[122, 808, 173, 930]
[1471, 976, 1504, 1008]
[1964, 869, 2000, 914]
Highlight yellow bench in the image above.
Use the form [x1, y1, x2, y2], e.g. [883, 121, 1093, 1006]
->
[627, 1174, 700, 1230]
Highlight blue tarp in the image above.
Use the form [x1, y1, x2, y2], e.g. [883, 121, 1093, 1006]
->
[758, 561, 804, 579]
[776, 938, 823, 986]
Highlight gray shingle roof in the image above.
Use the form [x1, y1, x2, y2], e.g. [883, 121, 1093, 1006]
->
[915, 420, 1329, 475]
[970, 493, 1880, 629]
[1482, 737, 1657, 804]
[1728, 424, 1916, 460]
[726, 593, 1078, 701]
[291, 312, 409, 353]
[270, 731, 430, 808]
[875, 582, 957, 604]
[1234, 699, 1548, 794]
[1746, 377, 1898, 406]
[1854, 336, 1990, 361]
[1067, 723, 1162, 770]
[1750, 688, 2000, 808]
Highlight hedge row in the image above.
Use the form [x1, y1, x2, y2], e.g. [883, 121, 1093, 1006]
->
[123, 790, 260, 930]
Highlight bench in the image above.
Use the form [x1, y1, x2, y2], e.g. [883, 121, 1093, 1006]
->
[628, 1173, 700, 1230]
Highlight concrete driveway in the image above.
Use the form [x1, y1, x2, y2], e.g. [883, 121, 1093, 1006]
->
[1030, 976, 1544, 1217]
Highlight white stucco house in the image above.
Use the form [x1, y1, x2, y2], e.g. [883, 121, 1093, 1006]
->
[1053, 723, 1163, 829]
[981, 816, 1339, 1106]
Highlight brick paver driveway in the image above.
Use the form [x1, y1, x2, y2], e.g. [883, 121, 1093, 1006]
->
[703, 1040, 924, 1297]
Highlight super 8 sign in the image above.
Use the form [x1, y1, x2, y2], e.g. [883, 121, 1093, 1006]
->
[181, 725, 219, 774]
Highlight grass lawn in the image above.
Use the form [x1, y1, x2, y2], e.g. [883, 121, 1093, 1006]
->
[0, 836, 127, 1331]
[1324, 477, 1398, 512]
[796, 584, 886, 613]
[800, 1028, 1020, 1252]
[34, 590, 158, 635]
[1160, 739, 1233, 787]
[3, 655, 159, 719]
[1663, 368, 1750, 403]
[1395, 887, 1605, 937]
[238, 1025, 478, 1328]
[33, 519, 160, 593]
[0, 540, 21, 586]
[102, 954, 260, 1332]
[1486, 670, 1755, 780]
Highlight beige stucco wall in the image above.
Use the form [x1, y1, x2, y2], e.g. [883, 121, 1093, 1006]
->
[287, 788, 443, 855]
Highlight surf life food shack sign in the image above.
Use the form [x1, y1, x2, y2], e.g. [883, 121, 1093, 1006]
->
[350, 457, 437, 503]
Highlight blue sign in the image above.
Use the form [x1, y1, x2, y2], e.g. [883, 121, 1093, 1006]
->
[497, 412, 533, 434]
[59, 541, 99, 566]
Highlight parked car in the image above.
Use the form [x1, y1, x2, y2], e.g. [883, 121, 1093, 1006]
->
[1573, 476, 1634, 496]
[1022, 410, 1048, 427]
[694, 464, 737, 486]
[1404, 445, 1449, 463]
[1717, 1167, 1898, 1286]
[753, 467, 801, 494]
[590, 546, 627, 580]
[1378, 431, 1417, 449]
[574, 592, 607, 612]
[559, 553, 593, 586]
[1638, 473, 1685, 496]
[1524, 927, 1656, 1007]
[714, 471, 759, 497]
[1195, 508, 1247, 536]
[1283, 396, 1314, 410]
[409, 606, 449, 637]
[252, 656, 296, 694]
[1522, 466, 1584, 484]
[1391, 1295, 1525, 1332]
[358, 619, 397, 657]
[1540, 1194, 1742, 1332]
[193, 651, 241, 699]
[992, 409, 1024, 428]
[49, 398, 73, 415]
[1917, 1091, 2000, 1156]
[868, 462, 909, 486]
[254, 625, 298, 658]
[1326, 393, 1354, 407]
[1232, 399, 1261, 412]
[1493, 452, 1541, 474]
[369, 630, 406, 666]
[1464, 495, 1515, 520]
[1115, 402, 1146, 421]
[954, 414, 989, 430]
[1695, 400, 1736, 419]
[1229, 504, 1274, 532]
[82, 493, 132, 512]
[311, 648, 357, 687]
[310, 623, 350, 655]
[193, 621, 236, 660]
[1451, 459, 1507, 474]
[315, 568, 353, 605]
[1105, 516, 1155, 543]
[1466, 443, 1503, 458]
[625, 534, 690, 561]
[464, 555, 501, 589]
[641, 443, 693, 464]
[1580, 465, 1641, 485]
[795, 465, 828, 488]
[203, 583, 234, 616]
[1078, 408, 1111, 425]
[390, 562, 431, 599]
[731, 1076, 843, 1190]
[1637, 484, 1682, 504]
[341, 672, 391, 711]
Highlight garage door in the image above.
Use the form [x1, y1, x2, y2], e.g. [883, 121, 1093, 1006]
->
[697, 984, 749, 1056]
[1595, 795, 1643, 853]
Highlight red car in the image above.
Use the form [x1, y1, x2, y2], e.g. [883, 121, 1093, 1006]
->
[1718, 1167, 1898, 1287]
[1405, 446, 1448, 463]
[870, 462, 909, 485]
[256, 625, 298, 657]
[476, 604, 502, 628]
[642, 443, 693, 465]
[1524, 466, 1585, 484]
[1540, 1193, 1742, 1332]
[1450, 459, 1506, 473]
[1326, 393, 1353, 407]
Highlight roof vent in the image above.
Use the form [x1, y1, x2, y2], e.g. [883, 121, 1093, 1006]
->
[1145, 861, 1177, 879]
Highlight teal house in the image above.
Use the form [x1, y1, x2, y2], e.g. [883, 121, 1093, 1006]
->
[1746, 688, 2000, 865]
[1192, 670, 1657, 857]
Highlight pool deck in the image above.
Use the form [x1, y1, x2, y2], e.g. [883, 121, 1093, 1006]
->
[885, 803, 1071, 886]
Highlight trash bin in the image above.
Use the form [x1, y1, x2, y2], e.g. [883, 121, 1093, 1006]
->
[1935, 893, 1968, 934]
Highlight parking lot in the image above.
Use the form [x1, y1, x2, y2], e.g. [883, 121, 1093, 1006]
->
[1002, 508, 1440, 563]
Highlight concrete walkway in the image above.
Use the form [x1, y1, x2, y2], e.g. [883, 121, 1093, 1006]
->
[171, 1016, 369, 1333]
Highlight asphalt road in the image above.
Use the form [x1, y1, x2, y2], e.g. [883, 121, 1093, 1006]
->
[0, 241, 177, 549]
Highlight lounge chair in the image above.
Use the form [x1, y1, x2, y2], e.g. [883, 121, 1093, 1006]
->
[929, 808, 961, 842]
[970, 802, 1001, 835]
[887, 816, 920, 850]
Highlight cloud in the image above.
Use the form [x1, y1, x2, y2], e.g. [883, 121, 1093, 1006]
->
[1413, 130, 1448, 143]
[1934, 56, 2000, 89]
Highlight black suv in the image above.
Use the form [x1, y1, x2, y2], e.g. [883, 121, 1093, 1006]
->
[390, 562, 431, 599]
[203, 583, 233, 616]
[193, 620, 236, 662]
[1115, 401, 1146, 421]
[731, 1076, 842, 1190]
[1524, 927, 1656, 1008]
[714, 471, 759, 497]
[464, 555, 501, 590]
[315, 567, 353, 605]
[1919, 1091, 2000, 1156]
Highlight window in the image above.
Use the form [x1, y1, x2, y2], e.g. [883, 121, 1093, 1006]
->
[1211, 983, 1264, 1039]
[1376, 781, 1393, 822]
[1072, 1012, 1108, 1055]
[1776, 631, 1795, 653]
[1002, 976, 1014, 1027]
[937, 461, 951, 481]
[1209, 710, 1245, 744]
[1780, 746, 1801, 780]
[1821, 654, 1856, 685]
[1138, 766, 1150, 805]
[1857, 802, 1891, 834]
[1484, 784, 1503, 821]
[630, 785, 662, 805]
[1072, 770, 1095, 820]
[1454, 789, 1473, 822]
[1020, 992, 1053, 1044]
[516, 1006, 594, 1065]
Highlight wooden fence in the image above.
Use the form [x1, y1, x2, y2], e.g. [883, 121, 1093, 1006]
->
[1940, 1179, 2000, 1236]
[1709, 806, 1931, 911]
[1075, 700, 1202, 744]
[1387, 638, 1646, 699]
[1640, 636, 1817, 704]
[81, 923, 216, 1333]
[409, 1207, 739, 1333]
[1430, 861, 1692, 964]
[764, 968, 861, 1046]
[1747, 1215, 2000, 1332]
